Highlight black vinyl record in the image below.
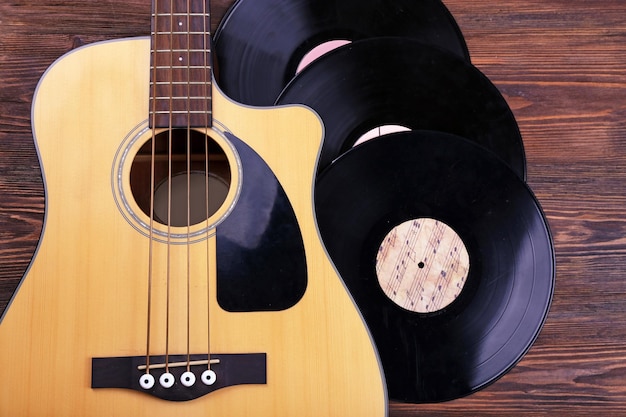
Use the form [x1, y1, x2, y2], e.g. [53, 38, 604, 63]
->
[213, 0, 469, 106]
[277, 37, 526, 180]
[314, 131, 554, 403]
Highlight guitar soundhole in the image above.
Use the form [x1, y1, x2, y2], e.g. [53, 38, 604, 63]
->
[129, 129, 231, 227]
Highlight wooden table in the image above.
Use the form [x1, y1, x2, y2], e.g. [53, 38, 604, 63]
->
[1, 1, 625, 415]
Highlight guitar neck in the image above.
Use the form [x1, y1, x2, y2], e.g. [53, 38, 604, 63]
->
[150, 0, 213, 128]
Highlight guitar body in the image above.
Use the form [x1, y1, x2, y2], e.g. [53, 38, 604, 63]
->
[0, 38, 387, 417]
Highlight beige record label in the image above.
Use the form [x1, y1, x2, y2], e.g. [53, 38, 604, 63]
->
[376, 218, 470, 313]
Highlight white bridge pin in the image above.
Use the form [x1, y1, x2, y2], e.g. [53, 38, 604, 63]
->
[159, 372, 175, 388]
[139, 373, 155, 390]
[201, 369, 217, 385]
[181, 371, 196, 387]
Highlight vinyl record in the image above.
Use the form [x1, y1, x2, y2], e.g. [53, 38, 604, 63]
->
[213, 0, 470, 106]
[314, 131, 554, 403]
[277, 37, 526, 180]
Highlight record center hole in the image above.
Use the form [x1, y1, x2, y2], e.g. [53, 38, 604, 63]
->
[375, 218, 470, 313]
[129, 129, 232, 227]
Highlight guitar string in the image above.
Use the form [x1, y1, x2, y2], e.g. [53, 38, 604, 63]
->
[185, 0, 192, 375]
[164, 0, 175, 377]
[203, 0, 213, 373]
[145, 0, 159, 378]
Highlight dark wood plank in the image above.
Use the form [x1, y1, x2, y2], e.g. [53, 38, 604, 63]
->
[393, 1, 626, 415]
[2, 0, 626, 415]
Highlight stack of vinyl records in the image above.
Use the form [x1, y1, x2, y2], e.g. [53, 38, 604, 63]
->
[214, 0, 555, 403]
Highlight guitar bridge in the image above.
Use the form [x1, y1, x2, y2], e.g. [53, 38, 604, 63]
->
[92, 353, 266, 401]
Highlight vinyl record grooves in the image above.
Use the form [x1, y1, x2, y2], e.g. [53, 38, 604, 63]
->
[315, 131, 554, 403]
[213, 0, 470, 106]
[277, 37, 526, 179]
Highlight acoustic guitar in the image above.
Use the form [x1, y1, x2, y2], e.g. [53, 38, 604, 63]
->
[0, 1, 386, 415]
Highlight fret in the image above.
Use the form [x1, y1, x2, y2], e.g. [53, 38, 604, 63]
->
[153, 31, 210, 35]
[150, 95, 210, 101]
[154, 49, 209, 53]
[154, 65, 210, 69]
[151, 81, 211, 85]
[151, 40, 210, 62]
[153, 96, 212, 100]
[153, 13, 210, 17]
[150, 85, 211, 102]
[150, 111, 212, 115]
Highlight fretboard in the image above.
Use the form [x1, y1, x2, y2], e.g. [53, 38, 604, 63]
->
[150, 0, 212, 128]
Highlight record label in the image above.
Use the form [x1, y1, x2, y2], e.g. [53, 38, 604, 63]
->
[376, 218, 469, 314]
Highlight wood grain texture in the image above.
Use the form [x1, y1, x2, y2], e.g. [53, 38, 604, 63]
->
[1, 0, 626, 415]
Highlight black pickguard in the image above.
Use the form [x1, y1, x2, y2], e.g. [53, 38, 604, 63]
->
[216, 132, 307, 312]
